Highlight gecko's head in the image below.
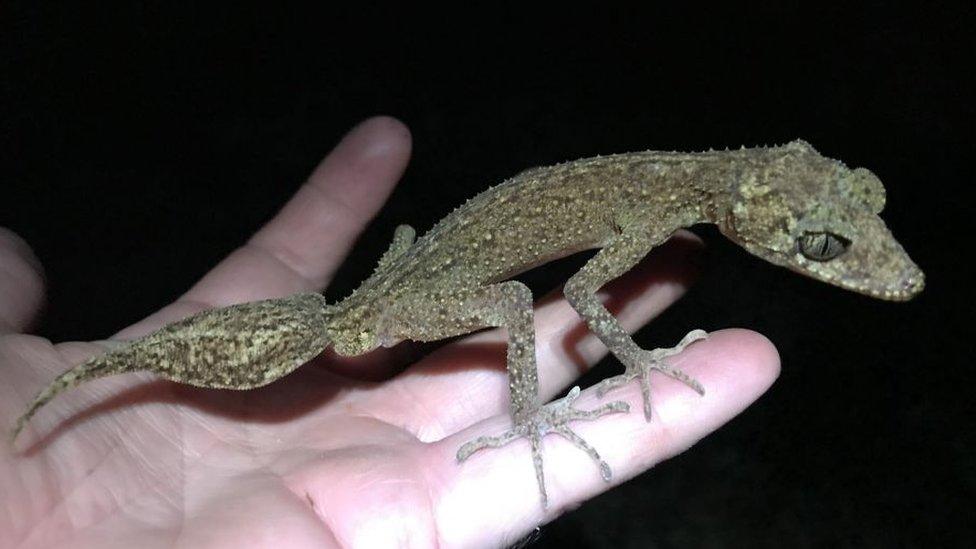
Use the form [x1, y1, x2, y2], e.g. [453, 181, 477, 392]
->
[718, 139, 924, 301]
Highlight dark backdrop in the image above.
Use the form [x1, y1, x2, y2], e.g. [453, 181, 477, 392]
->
[2, 5, 971, 547]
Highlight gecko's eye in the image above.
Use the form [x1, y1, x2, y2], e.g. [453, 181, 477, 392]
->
[797, 231, 850, 261]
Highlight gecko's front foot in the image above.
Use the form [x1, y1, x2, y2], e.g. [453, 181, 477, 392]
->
[457, 386, 629, 508]
[595, 329, 708, 420]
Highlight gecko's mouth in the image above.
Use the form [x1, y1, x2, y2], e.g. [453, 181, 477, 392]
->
[835, 264, 925, 301]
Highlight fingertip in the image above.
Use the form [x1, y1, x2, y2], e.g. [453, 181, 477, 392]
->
[712, 328, 781, 391]
[340, 115, 412, 168]
[303, 115, 413, 218]
[357, 115, 412, 155]
[0, 227, 46, 333]
[193, 116, 415, 304]
[610, 328, 780, 465]
[0, 228, 44, 275]
[662, 328, 779, 420]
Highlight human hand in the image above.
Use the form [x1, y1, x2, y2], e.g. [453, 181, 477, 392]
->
[0, 117, 779, 548]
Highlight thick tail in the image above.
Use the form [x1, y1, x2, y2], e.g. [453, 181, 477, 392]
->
[11, 292, 334, 443]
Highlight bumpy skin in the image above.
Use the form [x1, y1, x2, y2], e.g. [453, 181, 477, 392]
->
[11, 293, 334, 440]
[11, 140, 924, 507]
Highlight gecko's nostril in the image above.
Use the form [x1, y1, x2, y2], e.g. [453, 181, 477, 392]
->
[894, 267, 925, 299]
[906, 270, 925, 294]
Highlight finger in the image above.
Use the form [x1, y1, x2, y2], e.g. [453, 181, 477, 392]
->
[431, 329, 780, 543]
[368, 231, 703, 437]
[117, 117, 411, 338]
[187, 115, 412, 305]
[0, 228, 45, 334]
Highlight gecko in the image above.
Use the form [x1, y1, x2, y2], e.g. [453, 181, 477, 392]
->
[10, 139, 924, 507]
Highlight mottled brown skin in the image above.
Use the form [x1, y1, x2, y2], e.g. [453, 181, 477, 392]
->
[11, 139, 924, 507]
[11, 293, 334, 439]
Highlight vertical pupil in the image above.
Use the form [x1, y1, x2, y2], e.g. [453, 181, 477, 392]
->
[818, 235, 831, 257]
[799, 231, 849, 261]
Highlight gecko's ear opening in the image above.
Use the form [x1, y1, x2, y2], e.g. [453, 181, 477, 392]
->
[847, 167, 886, 214]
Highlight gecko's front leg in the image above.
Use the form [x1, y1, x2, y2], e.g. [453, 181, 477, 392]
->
[564, 226, 708, 420]
[395, 281, 628, 507]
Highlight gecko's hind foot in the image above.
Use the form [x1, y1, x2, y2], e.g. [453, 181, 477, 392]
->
[595, 329, 708, 421]
[457, 386, 629, 508]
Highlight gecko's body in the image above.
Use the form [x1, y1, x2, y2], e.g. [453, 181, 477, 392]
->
[12, 140, 924, 506]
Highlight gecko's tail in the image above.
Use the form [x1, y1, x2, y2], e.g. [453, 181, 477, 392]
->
[11, 292, 335, 443]
[10, 344, 134, 443]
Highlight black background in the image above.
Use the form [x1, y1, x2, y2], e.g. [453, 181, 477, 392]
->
[1, 5, 971, 547]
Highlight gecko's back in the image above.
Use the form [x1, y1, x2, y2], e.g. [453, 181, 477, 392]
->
[361, 151, 734, 293]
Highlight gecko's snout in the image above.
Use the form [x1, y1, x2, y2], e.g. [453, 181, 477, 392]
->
[893, 265, 925, 301]
[856, 260, 925, 302]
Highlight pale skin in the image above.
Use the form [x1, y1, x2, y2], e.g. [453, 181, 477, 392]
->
[2, 117, 920, 547]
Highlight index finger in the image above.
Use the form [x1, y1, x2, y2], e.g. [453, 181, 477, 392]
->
[186, 116, 412, 306]
[118, 117, 411, 338]
[431, 329, 780, 544]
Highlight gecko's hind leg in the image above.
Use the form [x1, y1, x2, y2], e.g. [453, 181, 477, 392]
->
[457, 386, 629, 508]
[594, 329, 708, 420]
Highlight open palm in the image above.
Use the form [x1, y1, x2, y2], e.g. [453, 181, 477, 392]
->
[0, 117, 779, 548]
